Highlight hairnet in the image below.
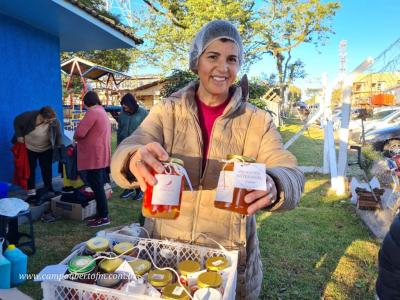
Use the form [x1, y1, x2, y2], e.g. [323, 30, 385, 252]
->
[189, 20, 243, 73]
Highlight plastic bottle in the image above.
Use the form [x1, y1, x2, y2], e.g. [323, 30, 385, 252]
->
[4, 244, 27, 286]
[0, 238, 11, 288]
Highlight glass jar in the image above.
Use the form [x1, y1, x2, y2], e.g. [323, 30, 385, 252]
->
[197, 271, 222, 289]
[67, 256, 97, 284]
[205, 256, 229, 272]
[113, 242, 135, 256]
[142, 158, 185, 219]
[128, 259, 152, 277]
[85, 237, 110, 255]
[177, 260, 201, 286]
[98, 257, 124, 273]
[214, 154, 256, 214]
[193, 288, 222, 300]
[162, 283, 191, 299]
[148, 269, 174, 290]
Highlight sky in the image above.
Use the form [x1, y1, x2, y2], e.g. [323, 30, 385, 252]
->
[117, 0, 400, 88]
[248, 0, 400, 87]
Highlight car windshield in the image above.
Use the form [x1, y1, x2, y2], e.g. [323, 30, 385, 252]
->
[372, 110, 398, 120]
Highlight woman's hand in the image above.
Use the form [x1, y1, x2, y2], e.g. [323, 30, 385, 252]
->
[129, 142, 169, 192]
[245, 174, 278, 215]
[17, 137, 24, 143]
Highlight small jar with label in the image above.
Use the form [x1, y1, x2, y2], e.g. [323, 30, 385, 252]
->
[214, 154, 256, 215]
[205, 256, 229, 272]
[177, 260, 201, 286]
[67, 256, 97, 284]
[85, 237, 110, 255]
[162, 283, 191, 299]
[148, 269, 174, 290]
[98, 257, 124, 273]
[142, 158, 185, 219]
[113, 242, 135, 256]
[193, 271, 222, 295]
[128, 259, 152, 277]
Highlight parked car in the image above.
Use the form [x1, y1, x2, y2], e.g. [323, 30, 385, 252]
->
[364, 125, 400, 156]
[350, 108, 400, 142]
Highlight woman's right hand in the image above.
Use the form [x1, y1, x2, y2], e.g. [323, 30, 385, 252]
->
[129, 142, 169, 192]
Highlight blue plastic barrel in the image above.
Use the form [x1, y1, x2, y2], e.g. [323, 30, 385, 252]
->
[0, 181, 8, 198]
[4, 244, 27, 286]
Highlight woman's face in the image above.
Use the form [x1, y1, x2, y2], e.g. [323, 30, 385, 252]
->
[197, 39, 240, 101]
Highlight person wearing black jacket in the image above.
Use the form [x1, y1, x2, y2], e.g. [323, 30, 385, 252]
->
[376, 213, 400, 299]
[12, 106, 62, 195]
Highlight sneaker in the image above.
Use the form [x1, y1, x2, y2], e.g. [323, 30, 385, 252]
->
[135, 191, 144, 201]
[87, 217, 110, 228]
[27, 189, 36, 196]
[120, 189, 135, 199]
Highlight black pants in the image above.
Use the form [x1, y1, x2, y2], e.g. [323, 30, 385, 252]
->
[86, 168, 109, 218]
[27, 148, 53, 190]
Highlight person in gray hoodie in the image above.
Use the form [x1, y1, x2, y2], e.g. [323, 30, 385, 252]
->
[117, 93, 148, 199]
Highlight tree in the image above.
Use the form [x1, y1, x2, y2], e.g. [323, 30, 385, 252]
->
[61, 0, 138, 72]
[161, 69, 197, 97]
[134, 0, 256, 71]
[250, 0, 340, 106]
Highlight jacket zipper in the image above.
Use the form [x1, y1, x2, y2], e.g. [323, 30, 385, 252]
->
[191, 114, 224, 241]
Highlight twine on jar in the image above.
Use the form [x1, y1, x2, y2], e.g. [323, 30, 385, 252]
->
[163, 161, 193, 191]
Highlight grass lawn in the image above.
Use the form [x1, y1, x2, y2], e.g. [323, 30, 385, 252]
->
[19, 126, 380, 299]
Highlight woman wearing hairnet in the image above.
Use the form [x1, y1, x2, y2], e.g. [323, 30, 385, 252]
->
[111, 20, 304, 299]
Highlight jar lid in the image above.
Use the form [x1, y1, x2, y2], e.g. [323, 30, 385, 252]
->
[193, 288, 222, 300]
[86, 237, 109, 252]
[177, 260, 201, 276]
[128, 259, 152, 276]
[197, 272, 222, 289]
[169, 157, 184, 166]
[148, 269, 173, 287]
[99, 257, 124, 273]
[96, 273, 122, 288]
[226, 154, 256, 163]
[113, 242, 134, 255]
[68, 256, 96, 274]
[162, 283, 190, 299]
[205, 256, 229, 271]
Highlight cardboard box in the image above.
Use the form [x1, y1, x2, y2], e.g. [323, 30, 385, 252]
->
[51, 196, 96, 220]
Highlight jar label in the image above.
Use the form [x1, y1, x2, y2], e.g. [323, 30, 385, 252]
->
[152, 273, 164, 280]
[212, 260, 224, 266]
[233, 163, 267, 191]
[152, 174, 182, 205]
[215, 171, 234, 203]
[173, 286, 185, 296]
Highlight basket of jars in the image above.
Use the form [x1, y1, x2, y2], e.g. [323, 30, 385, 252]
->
[41, 235, 238, 300]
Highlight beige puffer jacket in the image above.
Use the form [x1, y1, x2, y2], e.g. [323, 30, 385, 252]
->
[111, 81, 305, 299]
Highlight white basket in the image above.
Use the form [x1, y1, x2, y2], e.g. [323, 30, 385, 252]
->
[42, 236, 238, 300]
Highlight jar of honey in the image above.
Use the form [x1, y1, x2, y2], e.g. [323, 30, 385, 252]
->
[148, 269, 174, 290]
[98, 257, 124, 273]
[214, 154, 256, 214]
[85, 237, 110, 255]
[142, 158, 185, 219]
[113, 242, 135, 256]
[128, 259, 152, 277]
[67, 256, 97, 284]
[162, 283, 191, 299]
[205, 256, 229, 272]
[177, 260, 201, 286]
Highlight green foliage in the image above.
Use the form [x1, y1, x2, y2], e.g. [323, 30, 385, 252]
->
[361, 146, 383, 176]
[160, 69, 198, 97]
[135, 0, 256, 71]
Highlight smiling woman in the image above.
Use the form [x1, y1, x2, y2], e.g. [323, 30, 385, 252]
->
[111, 20, 305, 300]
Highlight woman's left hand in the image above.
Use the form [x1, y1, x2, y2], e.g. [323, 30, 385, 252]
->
[245, 174, 278, 215]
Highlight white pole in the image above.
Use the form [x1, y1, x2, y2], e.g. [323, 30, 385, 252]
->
[336, 57, 374, 195]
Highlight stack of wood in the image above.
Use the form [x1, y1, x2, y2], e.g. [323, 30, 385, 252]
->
[355, 187, 384, 210]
